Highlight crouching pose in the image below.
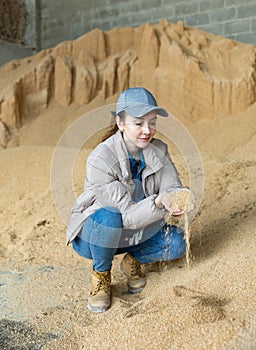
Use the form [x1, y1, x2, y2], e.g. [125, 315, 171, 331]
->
[66, 87, 194, 313]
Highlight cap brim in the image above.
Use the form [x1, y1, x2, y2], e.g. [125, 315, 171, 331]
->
[110, 105, 169, 118]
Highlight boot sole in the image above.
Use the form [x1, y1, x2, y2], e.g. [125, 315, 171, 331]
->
[87, 303, 110, 313]
[128, 286, 145, 293]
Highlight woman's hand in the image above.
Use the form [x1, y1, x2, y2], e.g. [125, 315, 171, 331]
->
[172, 208, 185, 216]
[155, 188, 195, 215]
[154, 195, 165, 209]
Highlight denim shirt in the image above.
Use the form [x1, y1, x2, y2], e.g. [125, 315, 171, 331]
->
[128, 151, 146, 202]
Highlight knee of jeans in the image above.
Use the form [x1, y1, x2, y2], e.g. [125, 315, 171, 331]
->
[91, 206, 122, 228]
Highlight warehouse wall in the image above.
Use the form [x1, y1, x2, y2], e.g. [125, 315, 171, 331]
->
[1, 0, 256, 51]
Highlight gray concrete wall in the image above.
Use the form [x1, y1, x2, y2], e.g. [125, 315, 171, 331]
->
[25, 0, 256, 50]
[23, 0, 39, 50]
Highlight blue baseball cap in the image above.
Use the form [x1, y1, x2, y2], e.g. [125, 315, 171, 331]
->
[111, 87, 168, 118]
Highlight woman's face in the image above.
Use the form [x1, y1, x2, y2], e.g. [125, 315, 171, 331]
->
[117, 111, 157, 155]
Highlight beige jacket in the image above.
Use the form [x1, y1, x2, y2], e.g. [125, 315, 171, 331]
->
[66, 130, 182, 244]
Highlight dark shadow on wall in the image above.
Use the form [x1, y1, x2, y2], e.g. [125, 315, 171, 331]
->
[0, 0, 27, 44]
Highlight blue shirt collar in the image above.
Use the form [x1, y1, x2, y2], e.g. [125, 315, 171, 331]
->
[128, 150, 146, 178]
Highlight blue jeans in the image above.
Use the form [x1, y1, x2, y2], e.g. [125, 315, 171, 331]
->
[72, 207, 186, 272]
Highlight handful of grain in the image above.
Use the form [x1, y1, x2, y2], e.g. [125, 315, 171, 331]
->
[164, 189, 194, 267]
[163, 188, 194, 215]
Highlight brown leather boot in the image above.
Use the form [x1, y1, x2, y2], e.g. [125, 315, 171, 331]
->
[87, 270, 111, 313]
[120, 253, 147, 293]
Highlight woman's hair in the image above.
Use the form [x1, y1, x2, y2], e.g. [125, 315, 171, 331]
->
[100, 111, 126, 142]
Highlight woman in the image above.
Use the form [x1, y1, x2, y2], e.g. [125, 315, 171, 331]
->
[66, 87, 194, 313]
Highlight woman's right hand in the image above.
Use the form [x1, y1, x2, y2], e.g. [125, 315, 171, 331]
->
[155, 188, 195, 215]
[154, 194, 165, 209]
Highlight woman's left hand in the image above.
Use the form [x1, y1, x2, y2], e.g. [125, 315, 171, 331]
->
[172, 209, 184, 216]
[158, 188, 195, 215]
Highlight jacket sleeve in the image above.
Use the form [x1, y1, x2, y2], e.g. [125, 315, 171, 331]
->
[86, 146, 165, 229]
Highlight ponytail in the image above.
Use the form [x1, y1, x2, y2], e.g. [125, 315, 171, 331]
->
[99, 112, 126, 143]
[100, 123, 119, 142]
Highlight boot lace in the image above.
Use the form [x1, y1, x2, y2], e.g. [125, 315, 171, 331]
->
[91, 274, 111, 296]
[130, 259, 144, 278]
